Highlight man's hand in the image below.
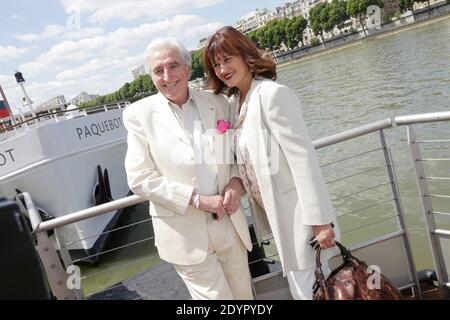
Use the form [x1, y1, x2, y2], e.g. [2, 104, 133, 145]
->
[194, 194, 226, 220]
[223, 177, 245, 215]
[312, 224, 336, 249]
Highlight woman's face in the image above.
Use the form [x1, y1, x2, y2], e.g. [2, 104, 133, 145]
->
[212, 53, 251, 91]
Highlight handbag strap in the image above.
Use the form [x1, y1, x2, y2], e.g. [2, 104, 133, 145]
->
[312, 240, 353, 293]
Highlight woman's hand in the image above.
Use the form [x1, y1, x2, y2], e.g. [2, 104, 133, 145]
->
[312, 224, 336, 249]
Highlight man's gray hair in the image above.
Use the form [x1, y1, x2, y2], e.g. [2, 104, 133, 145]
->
[145, 37, 192, 72]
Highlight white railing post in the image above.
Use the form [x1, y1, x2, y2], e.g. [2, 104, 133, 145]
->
[23, 193, 79, 300]
[407, 125, 450, 299]
[379, 129, 422, 299]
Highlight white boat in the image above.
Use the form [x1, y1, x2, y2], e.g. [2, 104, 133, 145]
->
[0, 102, 130, 263]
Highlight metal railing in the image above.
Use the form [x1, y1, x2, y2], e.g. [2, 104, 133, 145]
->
[25, 110, 450, 300]
[0, 101, 130, 135]
[407, 125, 450, 298]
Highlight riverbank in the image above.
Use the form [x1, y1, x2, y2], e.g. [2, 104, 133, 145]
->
[277, 5, 450, 68]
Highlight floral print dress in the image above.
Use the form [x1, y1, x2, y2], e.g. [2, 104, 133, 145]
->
[234, 99, 265, 211]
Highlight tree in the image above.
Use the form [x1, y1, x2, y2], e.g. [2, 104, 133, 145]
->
[284, 19, 295, 49]
[264, 27, 275, 49]
[289, 16, 308, 47]
[346, 0, 366, 35]
[320, 3, 334, 40]
[190, 49, 204, 80]
[399, 0, 414, 13]
[140, 74, 155, 94]
[346, 0, 384, 35]
[329, 0, 350, 36]
[277, 18, 289, 49]
[118, 82, 130, 100]
[255, 27, 266, 48]
[86, 50, 194, 107]
[247, 31, 258, 46]
[129, 78, 142, 97]
[309, 2, 328, 44]
[272, 24, 284, 48]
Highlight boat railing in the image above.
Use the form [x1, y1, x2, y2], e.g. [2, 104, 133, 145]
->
[24, 110, 450, 300]
[0, 101, 130, 135]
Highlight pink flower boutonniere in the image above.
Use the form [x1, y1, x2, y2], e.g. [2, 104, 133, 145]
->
[216, 119, 231, 134]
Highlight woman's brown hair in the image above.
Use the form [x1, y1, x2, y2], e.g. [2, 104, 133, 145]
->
[203, 26, 276, 95]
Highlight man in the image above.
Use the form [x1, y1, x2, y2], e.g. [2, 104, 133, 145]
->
[123, 38, 253, 300]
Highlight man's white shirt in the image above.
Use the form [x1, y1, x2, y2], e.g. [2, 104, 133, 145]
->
[168, 88, 219, 196]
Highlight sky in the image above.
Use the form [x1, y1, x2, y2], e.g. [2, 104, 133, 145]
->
[0, 0, 286, 114]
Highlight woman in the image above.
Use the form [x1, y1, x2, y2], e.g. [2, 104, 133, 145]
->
[203, 26, 340, 300]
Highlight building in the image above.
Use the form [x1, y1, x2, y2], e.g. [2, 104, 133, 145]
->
[131, 64, 146, 79]
[283, 1, 306, 18]
[70, 92, 99, 105]
[233, 4, 304, 35]
[197, 1, 314, 48]
[233, 9, 269, 34]
[302, 0, 325, 19]
[35, 95, 67, 113]
[212, 0, 343, 47]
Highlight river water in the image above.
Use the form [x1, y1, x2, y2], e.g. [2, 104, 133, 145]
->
[276, 15, 450, 271]
[81, 16, 450, 296]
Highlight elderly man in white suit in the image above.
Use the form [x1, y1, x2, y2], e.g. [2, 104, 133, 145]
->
[123, 38, 253, 300]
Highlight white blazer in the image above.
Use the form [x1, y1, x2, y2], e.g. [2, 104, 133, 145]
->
[123, 89, 252, 266]
[234, 78, 340, 273]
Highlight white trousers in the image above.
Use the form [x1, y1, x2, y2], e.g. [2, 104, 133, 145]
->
[173, 213, 253, 300]
[287, 263, 331, 300]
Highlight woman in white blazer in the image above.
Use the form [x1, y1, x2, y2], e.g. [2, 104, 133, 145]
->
[203, 26, 340, 299]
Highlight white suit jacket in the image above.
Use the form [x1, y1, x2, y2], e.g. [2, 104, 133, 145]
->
[123, 89, 252, 266]
[234, 78, 340, 273]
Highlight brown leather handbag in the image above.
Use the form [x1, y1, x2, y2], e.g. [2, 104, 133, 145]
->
[312, 241, 403, 300]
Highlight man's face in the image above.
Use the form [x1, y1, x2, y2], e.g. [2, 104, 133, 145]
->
[148, 48, 190, 106]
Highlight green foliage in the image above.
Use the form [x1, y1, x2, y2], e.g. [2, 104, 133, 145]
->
[320, 4, 333, 33]
[346, 0, 364, 18]
[291, 16, 308, 46]
[383, 14, 392, 23]
[346, 0, 384, 34]
[394, 10, 401, 19]
[247, 31, 258, 46]
[190, 49, 204, 80]
[346, 0, 384, 19]
[79, 74, 157, 108]
[310, 37, 321, 46]
[399, 0, 414, 12]
[330, 0, 350, 32]
[246, 15, 307, 50]
[79, 48, 206, 108]
[309, 2, 327, 38]
[308, 0, 349, 41]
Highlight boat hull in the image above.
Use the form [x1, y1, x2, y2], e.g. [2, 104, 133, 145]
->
[0, 109, 130, 259]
